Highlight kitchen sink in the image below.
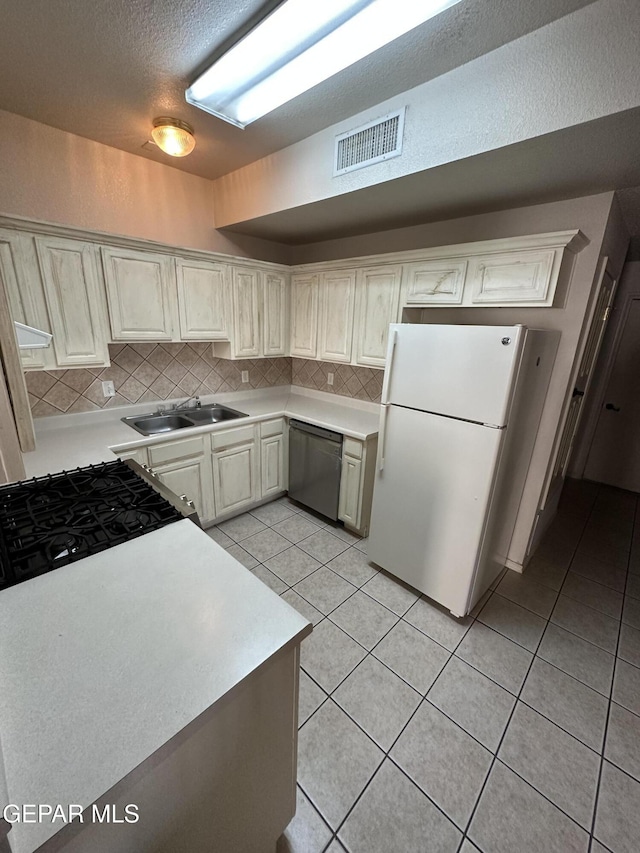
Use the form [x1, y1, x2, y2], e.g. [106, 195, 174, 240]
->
[121, 403, 248, 436]
[184, 406, 245, 424]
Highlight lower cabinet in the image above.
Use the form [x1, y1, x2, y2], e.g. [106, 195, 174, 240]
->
[117, 418, 373, 534]
[338, 436, 377, 536]
[148, 435, 215, 524]
[211, 424, 260, 516]
[260, 418, 287, 499]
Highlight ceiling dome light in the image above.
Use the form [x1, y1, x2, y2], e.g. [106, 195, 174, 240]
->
[151, 117, 196, 157]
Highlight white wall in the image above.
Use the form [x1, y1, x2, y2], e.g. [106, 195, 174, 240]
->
[0, 110, 289, 264]
[212, 0, 640, 228]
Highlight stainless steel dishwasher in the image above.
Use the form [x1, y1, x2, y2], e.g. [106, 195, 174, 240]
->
[288, 420, 343, 521]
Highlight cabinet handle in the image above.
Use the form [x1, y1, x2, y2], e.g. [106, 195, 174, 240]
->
[378, 404, 389, 472]
[605, 402, 620, 412]
[380, 328, 398, 406]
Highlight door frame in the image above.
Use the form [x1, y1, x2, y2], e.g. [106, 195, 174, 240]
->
[571, 267, 640, 479]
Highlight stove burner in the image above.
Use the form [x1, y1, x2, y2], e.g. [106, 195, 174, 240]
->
[46, 532, 86, 562]
[106, 509, 159, 535]
[0, 460, 183, 589]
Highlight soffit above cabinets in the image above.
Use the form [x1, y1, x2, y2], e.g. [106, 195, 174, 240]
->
[0, 0, 598, 181]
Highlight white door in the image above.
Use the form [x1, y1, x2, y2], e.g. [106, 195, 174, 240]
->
[231, 266, 260, 358]
[584, 296, 640, 491]
[176, 259, 229, 340]
[263, 272, 288, 356]
[353, 265, 402, 367]
[318, 270, 356, 363]
[0, 230, 50, 370]
[212, 426, 259, 515]
[544, 261, 617, 498]
[35, 237, 109, 366]
[384, 323, 525, 426]
[290, 274, 318, 358]
[368, 405, 504, 616]
[102, 247, 177, 341]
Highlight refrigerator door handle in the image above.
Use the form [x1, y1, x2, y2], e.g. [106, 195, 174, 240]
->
[378, 404, 390, 471]
[381, 329, 398, 405]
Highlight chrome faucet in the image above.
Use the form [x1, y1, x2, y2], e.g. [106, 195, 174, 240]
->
[169, 395, 201, 412]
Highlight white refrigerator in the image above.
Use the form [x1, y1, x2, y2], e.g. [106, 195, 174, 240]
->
[368, 323, 559, 617]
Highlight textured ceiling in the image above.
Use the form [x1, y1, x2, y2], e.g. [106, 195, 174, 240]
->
[0, 0, 599, 181]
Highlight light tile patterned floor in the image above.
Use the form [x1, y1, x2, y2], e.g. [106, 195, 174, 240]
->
[208, 479, 640, 853]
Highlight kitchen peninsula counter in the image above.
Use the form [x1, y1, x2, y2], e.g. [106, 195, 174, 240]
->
[0, 520, 311, 853]
[22, 386, 380, 480]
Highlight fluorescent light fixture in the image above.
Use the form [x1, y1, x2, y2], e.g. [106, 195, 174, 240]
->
[186, 0, 463, 128]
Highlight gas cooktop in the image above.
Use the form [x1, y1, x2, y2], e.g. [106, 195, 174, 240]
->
[0, 460, 183, 589]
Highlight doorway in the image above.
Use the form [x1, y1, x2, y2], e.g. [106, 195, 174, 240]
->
[584, 295, 640, 491]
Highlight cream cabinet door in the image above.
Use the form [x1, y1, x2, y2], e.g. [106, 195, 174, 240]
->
[148, 435, 215, 523]
[469, 249, 558, 305]
[231, 266, 261, 358]
[0, 229, 50, 370]
[102, 246, 178, 341]
[290, 274, 318, 358]
[35, 236, 109, 367]
[263, 272, 288, 356]
[212, 425, 260, 516]
[260, 419, 286, 498]
[354, 265, 402, 367]
[338, 451, 363, 529]
[318, 270, 356, 363]
[176, 258, 229, 340]
[403, 258, 467, 305]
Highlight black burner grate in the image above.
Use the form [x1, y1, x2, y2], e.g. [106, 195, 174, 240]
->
[0, 460, 183, 589]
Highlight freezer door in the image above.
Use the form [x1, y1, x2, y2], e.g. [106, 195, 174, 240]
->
[368, 405, 504, 616]
[384, 323, 525, 426]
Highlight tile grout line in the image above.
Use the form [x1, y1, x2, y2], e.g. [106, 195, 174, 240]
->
[217, 492, 638, 850]
[587, 488, 638, 853]
[455, 490, 596, 852]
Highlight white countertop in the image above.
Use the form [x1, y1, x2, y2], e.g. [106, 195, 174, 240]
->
[22, 386, 380, 480]
[0, 521, 311, 853]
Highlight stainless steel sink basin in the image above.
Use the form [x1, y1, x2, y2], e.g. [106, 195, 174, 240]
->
[185, 406, 246, 424]
[121, 403, 248, 436]
[129, 415, 194, 434]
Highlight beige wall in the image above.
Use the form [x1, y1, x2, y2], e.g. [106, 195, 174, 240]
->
[0, 110, 289, 264]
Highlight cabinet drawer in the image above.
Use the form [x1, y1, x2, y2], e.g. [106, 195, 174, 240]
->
[260, 418, 285, 438]
[212, 424, 256, 451]
[343, 437, 363, 459]
[148, 435, 206, 466]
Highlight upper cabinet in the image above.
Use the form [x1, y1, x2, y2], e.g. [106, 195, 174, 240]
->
[102, 247, 178, 341]
[403, 259, 467, 305]
[354, 265, 402, 367]
[230, 266, 261, 358]
[318, 269, 356, 363]
[0, 229, 51, 370]
[398, 231, 586, 308]
[1, 217, 587, 375]
[35, 237, 109, 367]
[290, 274, 318, 359]
[176, 258, 229, 341]
[263, 272, 288, 357]
[213, 266, 289, 359]
[468, 248, 558, 305]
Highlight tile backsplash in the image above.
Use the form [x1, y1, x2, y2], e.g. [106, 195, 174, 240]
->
[25, 347, 383, 417]
[292, 359, 383, 403]
[26, 343, 292, 417]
